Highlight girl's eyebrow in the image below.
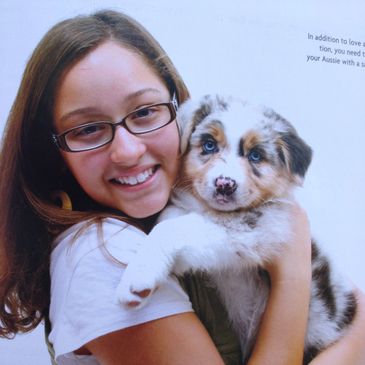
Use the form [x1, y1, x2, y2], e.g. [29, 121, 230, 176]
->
[124, 87, 162, 102]
[59, 107, 101, 124]
[59, 88, 163, 123]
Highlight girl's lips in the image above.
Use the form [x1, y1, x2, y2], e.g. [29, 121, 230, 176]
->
[110, 166, 158, 186]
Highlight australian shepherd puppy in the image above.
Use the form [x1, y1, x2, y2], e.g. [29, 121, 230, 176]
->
[117, 95, 357, 364]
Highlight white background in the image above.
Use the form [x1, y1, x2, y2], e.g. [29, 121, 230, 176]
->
[1, 1, 364, 364]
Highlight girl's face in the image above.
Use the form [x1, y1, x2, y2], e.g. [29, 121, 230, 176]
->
[53, 41, 180, 218]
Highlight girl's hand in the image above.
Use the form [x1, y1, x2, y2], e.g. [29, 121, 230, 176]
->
[264, 201, 312, 284]
[248, 201, 312, 365]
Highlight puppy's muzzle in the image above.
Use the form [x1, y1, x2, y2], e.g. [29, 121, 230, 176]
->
[215, 175, 237, 197]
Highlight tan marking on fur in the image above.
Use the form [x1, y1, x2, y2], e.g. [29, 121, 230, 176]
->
[276, 138, 290, 168]
[192, 120, 227, 146]
[242, 157, 292, 208]
[183, 149, 221, 183]
[275, 137, 302, 185]
[209, 123, 226, 145]
[243, 131, 262, 152]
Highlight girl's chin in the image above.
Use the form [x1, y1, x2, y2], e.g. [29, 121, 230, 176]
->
[123, 206, 163, 219]
[113, 190, 170, 219]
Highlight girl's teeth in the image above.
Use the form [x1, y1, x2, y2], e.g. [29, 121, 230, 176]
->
[116, 168, 154, 186]
[136, 171, 148, 183]
[128, 176, 138, 185]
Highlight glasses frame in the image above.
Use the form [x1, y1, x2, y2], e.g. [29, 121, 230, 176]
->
[52, 95, 178, 153]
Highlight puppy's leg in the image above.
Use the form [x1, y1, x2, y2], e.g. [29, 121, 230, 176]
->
[116, 212, 228, 308]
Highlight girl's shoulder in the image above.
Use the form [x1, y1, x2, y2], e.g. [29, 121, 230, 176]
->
[49, 218, 193, 362]
[51, 218, 144, 272]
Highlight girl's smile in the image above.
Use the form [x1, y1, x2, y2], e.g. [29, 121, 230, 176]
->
[110, 166, 156, 186]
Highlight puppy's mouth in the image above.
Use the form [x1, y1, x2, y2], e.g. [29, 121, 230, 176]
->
[214, 192, 235, 205]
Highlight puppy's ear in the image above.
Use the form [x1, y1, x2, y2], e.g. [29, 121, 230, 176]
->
[277, 130, 313, 184]
[177, 95, 217, 154]
[263, 108, 312, 184]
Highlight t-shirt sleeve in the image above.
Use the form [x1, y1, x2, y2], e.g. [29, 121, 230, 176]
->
[49, 219, 193, 361]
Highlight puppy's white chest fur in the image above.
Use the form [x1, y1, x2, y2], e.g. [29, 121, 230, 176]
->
[163, 193, 275, 354]
[169, 190, 293, 270]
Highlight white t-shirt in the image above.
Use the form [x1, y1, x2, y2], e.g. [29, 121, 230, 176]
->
[49, 218, 193, 365]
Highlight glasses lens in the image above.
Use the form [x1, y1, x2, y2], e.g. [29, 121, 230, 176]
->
[125, 104, 173, 133]
[65, 122, 113, 151]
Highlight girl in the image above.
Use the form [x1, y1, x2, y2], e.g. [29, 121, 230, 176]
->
[0, 10, 364, 365]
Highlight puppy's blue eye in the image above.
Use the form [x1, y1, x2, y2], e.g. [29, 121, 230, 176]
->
[202, 140, 218, 154]
[248, 150, 262, 162]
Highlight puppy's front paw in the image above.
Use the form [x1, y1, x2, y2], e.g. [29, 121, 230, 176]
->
[116, 284, 154, 309]
[116, 265, 160, 309]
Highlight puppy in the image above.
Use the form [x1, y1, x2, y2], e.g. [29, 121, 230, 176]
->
[117, 95, 357, 364]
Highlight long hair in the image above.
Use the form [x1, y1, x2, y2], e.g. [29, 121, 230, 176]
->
[0, 9, 189, 337]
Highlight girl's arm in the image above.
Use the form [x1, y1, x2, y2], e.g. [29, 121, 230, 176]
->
[85, 205, 365, 365]
[96, 204, 310, 365]
[85, 312, 225, 365]
[247, 202, 365, 365]
[247, 202, 312, 365]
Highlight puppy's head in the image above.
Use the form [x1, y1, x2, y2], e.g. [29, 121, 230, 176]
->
[177, 95, 312, 211]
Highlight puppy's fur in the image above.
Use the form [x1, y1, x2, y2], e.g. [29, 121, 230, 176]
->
[117, 95, 357, 364]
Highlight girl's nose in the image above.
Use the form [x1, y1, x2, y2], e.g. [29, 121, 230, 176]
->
[109, 126, 146, 165]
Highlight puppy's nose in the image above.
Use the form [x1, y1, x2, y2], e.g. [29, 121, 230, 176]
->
[215, 175, 237, 196]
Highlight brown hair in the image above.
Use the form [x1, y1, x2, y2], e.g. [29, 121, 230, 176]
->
[0, 9, 189, 337]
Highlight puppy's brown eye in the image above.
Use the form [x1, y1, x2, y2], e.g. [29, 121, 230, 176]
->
[202, 140, 218, 154]
[248, 150, 262, 162]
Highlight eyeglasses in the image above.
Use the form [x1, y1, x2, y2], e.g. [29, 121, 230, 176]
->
[52, 95, 178, 152]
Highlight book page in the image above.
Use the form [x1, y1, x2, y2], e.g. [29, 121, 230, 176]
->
[1, 1, 364, 363]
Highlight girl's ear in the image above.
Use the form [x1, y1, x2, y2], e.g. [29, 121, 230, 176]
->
[176, 98, 197, 155]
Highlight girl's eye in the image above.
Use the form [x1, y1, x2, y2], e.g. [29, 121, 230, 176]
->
[248, 150, 262, 162]
[72, 124, 107, 137]
[130, 106, 157, 120]
[202, 140, 218, 154]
